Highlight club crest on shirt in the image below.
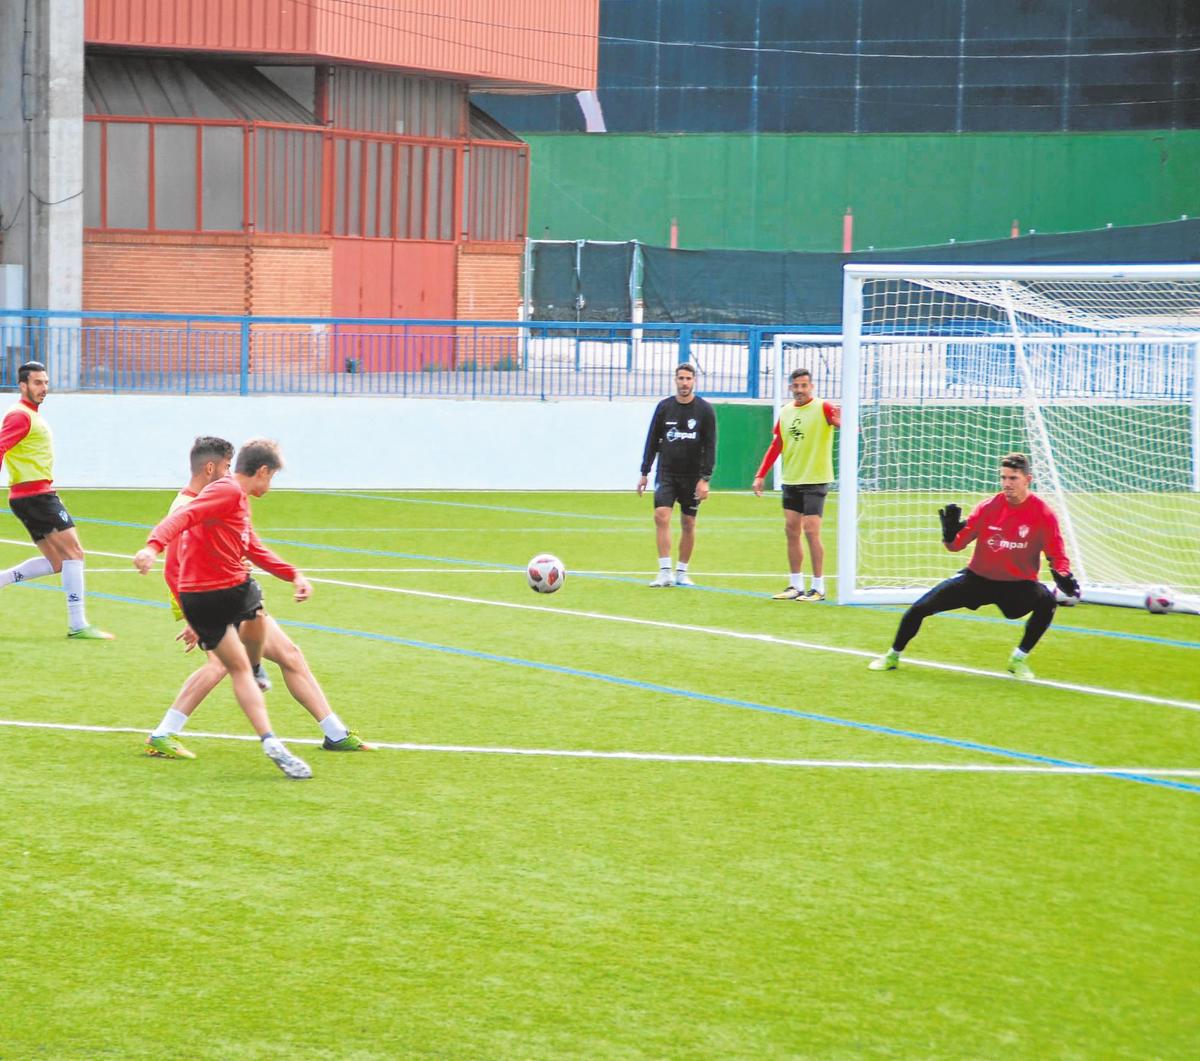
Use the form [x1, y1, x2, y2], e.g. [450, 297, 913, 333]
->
[687, 418, 696, 430]
[1018, 525, 1029, 538]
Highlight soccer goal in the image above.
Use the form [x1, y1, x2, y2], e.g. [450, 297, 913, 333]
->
[837, 264, 1200, 608]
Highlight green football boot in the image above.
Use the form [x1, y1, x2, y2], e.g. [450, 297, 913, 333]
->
[144, 734, 196, 760]
[322, 730, 374, 752]
[67, 624, 115, 640]
[868, 650, 900, 671]
[1007, 654, 1036, 681]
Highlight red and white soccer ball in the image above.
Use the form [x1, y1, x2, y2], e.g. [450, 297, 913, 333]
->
[527, 553, 566, 594]
[1144, 585, 1175, 614]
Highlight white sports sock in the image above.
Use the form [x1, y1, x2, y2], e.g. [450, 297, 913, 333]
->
[790, 573, 805, 591]
[61, 559, 89, 630]
[0, 555, 54, 588]
[318, 714, 349, 743]
[152, 708, 190, 738]
[658, 557, 671, 571]
[675, 561, 689, 573]
[1011, 648, 1028, 661]
[812, 576, 826, 594]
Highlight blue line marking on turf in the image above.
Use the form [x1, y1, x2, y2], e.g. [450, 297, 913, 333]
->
[11, 512, 1198, 651]
[18, 581, 1200, 795]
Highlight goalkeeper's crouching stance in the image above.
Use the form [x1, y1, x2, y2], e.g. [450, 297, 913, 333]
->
[868, 452, 1080, 680]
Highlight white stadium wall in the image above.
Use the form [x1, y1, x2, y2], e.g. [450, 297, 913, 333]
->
[46, 396, 659, 490]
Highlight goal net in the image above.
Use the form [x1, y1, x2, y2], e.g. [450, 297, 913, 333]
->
[838, 264, 1200, 608]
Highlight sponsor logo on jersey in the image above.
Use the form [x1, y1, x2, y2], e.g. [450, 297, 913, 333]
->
[666, 427, 698, 442]
[788, 420, 805, 440]
[987, 535, 1029, 552]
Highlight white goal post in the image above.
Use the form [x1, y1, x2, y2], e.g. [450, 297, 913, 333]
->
[837, 263, 1200, 609]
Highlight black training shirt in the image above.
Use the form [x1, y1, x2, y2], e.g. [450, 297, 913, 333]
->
[640, 396, 717, 481]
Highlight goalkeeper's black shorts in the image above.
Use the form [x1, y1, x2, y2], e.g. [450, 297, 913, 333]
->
[915, 569, 1054, 621]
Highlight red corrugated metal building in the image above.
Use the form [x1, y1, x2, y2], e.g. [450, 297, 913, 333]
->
[82, 1, 598, 365]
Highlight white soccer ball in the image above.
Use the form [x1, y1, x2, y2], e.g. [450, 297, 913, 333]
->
[527, 553, 566, 594]
[1144, 585, 1175, 614]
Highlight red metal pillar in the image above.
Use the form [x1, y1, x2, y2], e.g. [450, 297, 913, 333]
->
[842, 207, 853, 253]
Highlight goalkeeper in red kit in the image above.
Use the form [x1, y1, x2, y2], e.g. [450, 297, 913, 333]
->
[868, 452, 1081, 680]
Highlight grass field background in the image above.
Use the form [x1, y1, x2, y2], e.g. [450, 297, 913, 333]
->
[2, 488, 1198, 1058]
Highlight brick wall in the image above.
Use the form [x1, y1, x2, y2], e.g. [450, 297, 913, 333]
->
[83, 233, 332, 316]
[456, 243, 522, 366]
[456, 243, 522, 320]
[82, 234, 333, 379]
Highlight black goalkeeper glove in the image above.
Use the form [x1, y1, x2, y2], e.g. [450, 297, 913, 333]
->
[1052, 570, 1081, 599]
[938, 503, 965, 544]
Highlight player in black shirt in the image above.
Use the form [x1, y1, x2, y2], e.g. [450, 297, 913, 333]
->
[636, 363, 717, 586]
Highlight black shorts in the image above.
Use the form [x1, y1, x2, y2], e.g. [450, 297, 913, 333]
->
[8, 492, 75, 542]
[179, 578, 265, 652]
[915, 570, 1054, 621]
[782, 483, 828, 517]
[653, 475, 702, 517]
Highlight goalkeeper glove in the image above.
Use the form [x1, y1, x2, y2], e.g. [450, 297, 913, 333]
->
[1052, 570, 1081, 599]
[938, 503, 965, 544]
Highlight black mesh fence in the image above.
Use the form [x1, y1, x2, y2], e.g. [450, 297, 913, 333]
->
[531, 219, 1200, 327]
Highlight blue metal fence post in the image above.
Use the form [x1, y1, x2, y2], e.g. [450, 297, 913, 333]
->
[239, 318, 250, 396]
[747, 327, 762, 399]
[679, 325, 691, 367]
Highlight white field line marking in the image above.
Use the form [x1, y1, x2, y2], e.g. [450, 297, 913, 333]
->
[6, 539, 1194, 713]
[307, 575, 1200, 714]
[80, 566, 807, 578]
[3, 720, 1199, 776]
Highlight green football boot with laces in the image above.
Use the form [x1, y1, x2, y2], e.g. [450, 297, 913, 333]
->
[322, 730, 374, 752]
[144, 734, 196, 760]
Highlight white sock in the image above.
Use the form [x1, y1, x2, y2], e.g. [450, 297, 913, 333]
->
[658, 557, 671, 571]
[1012, 648, 1028, 661]
[675, 561, 688, 573]
[261, 736, 286, 757]
[0, 555, 55, 588]
[812, 576, 826, 594]
[152, 708, 190, 738]
[61, 559, 88, 630]
[318, 713, 349, 743]
[789, 573, 804, 591]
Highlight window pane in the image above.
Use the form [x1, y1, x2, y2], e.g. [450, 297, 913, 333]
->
[107, 123, 149, 229]
[364, 140, 377, 237]
[334, 139, 347, 235]
[438, 147, 453, 240]
[408, 145, 424, 238]
[424, 147, 443, 240]
[201, 126, 244, 232]
[84, 122, 101, 227]
[396, 145, 410, 239]
[378, 144, 392, 239]
[154, 125, 197, 230]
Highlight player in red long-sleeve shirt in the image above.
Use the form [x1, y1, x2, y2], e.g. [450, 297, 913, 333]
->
[141, 436, 373, 764]
[868, 452, 1081, 681]
[133, 438, 322, 778]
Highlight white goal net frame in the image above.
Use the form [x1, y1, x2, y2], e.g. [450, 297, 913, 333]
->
[838, 263, 1200, 609]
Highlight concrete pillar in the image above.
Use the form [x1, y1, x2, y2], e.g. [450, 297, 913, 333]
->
[0, 0, 84, 385]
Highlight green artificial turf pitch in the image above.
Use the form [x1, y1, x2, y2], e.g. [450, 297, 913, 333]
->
[1, 489, 1198, 1059]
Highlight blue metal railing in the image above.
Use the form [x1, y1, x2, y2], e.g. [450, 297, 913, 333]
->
[0, 310, 808, 400]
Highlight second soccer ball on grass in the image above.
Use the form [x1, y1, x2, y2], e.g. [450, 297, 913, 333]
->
[527, 554, 566, 594]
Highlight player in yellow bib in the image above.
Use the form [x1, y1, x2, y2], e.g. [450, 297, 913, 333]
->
[752, 368, 841, 601]
[0, 361, 112, 638]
